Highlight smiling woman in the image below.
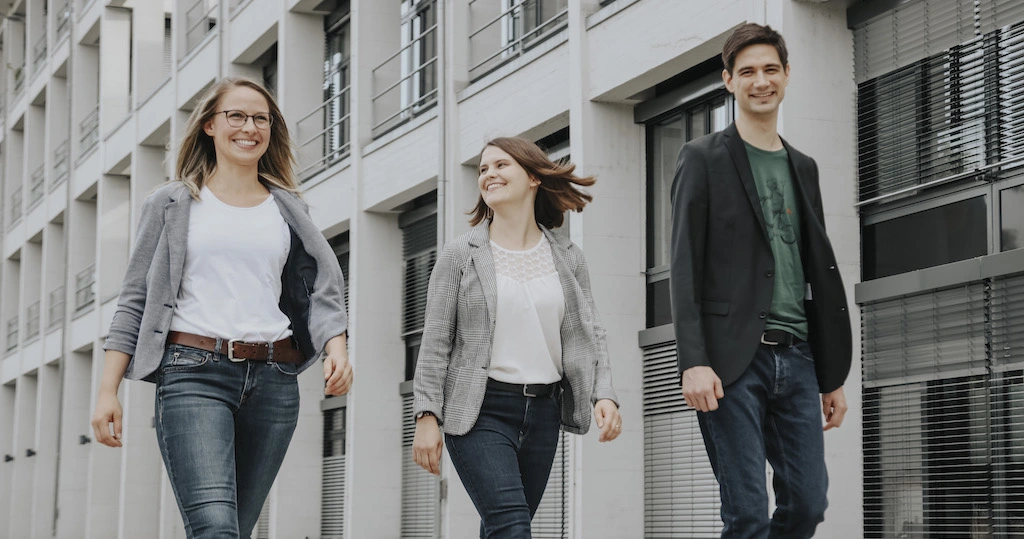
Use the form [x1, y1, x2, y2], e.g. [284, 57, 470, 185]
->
[91, 78, 352, 539]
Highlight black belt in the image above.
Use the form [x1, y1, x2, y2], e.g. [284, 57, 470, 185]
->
[760, 329, 800, 347]
[487, 379, 559, 398]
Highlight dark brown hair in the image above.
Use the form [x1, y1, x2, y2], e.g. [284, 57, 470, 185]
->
[721, 23, 788, 75]
[469, 137, 595, 229]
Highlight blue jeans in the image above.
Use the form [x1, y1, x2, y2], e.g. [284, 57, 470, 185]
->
[445, 383, 562, 538]
[155, 343, 300, 539]
[697, 341, 828, 539]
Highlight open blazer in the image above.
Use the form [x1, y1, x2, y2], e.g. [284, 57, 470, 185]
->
[413, 222, 617, 436]
[104, 181, 348, 383]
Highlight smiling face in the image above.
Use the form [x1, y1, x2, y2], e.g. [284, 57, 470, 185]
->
[203, 86, 272, 169]
[723, 43, 790, 119]
[478, 145, 539, 214]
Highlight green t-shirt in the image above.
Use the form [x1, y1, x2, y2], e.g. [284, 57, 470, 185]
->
[744, 141, 808, 340]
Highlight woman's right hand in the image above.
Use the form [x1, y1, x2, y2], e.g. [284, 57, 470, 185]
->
[91, 391, 124, 447]
[412, 415, 443, 476]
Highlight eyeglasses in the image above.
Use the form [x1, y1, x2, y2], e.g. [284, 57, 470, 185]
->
[216, 110, 273, 129]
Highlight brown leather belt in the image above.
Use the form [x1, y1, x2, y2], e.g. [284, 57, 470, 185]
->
[167, 331, 303, 364]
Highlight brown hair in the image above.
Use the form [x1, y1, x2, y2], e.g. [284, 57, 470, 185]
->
[721, 23, 789, 75]
[469, 137, 595, 229]
[175, 78, 299, 198]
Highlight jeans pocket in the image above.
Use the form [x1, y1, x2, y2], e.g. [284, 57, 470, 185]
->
[791, 340, 815, 363]
[270, 361, 300, 376]
[162, 344, 211, 373]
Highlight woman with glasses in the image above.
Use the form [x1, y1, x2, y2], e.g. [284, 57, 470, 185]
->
[91, 78, 351, 538]
[412, 136, 621, 538]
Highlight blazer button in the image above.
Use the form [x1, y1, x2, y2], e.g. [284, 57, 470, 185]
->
[829, 265, 836, 271]
[758, 311, 767, 319]
[765, 269, 774, 278]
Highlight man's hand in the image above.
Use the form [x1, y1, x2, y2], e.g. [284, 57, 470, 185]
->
[822, 386, 848, 431]
[681, 366, 724, 412]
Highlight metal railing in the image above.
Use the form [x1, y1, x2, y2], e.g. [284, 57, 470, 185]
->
[297, 85, 351, 179]
[13, 63, 26, 96]
[468, 0, 568, 81]
[53, 141, 69, 189]
[25, 302, 40, 340]
[80, 106, 99, 154]
[6, 316, 18, 352]
[49, 286, 64, 329]
[33, 29, 48, 71]
[371, 8, 438, 136]
[28, 165, 45, 210]
[9, 186, 23, 226]
[56, 0, 72, 40]
[74, 264, 96, 311]
[185, 0, 218, 54]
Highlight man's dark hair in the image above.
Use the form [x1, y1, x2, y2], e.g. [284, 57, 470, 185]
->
[721, 23, 788, 74]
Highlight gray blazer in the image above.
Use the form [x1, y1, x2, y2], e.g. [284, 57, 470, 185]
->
[413, 222, 617, 436]
[104, 182, 348, 382]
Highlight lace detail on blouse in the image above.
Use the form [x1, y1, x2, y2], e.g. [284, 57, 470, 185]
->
[491, 235, 558, 283]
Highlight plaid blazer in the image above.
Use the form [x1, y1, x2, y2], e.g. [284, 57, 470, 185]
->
[413, 222, 617, 436]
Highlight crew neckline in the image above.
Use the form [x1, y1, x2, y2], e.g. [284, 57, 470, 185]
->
[201, 185, 274, 210]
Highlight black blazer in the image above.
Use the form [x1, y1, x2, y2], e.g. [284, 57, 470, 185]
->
[669, 123, 851, 393]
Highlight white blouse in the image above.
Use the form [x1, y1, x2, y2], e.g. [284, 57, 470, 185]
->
[487, 235, 566, 385]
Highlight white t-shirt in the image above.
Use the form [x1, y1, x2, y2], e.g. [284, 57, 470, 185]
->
[169, 186, 293, 342]
[487, 235, 565, 385]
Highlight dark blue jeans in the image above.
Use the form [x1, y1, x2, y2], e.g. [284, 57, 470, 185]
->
[697, 341, 828, 539]
[445, 383, 562, 538]
[155, 343, 300, 539]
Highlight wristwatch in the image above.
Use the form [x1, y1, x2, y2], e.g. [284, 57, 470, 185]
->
[415, 411, 436, 421]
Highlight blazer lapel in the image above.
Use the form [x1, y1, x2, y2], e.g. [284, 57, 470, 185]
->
[467, 223, 498, 325]
[164, 188, 190, 295]
[542, 228, 581, 325]
[724, 124, 770, 246]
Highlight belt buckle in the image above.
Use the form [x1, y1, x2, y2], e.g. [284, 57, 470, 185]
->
[523, 385, 538, 398]
[760, 333, 780, 346]
[227, 339, 246, 362]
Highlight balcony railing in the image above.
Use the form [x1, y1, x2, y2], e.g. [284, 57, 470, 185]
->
[28, 165, 45, 210]
[56, 0, 72, 41]
[13, 63, 26, 96]
[75, 264, 96, 312]
[297, 86, 351, 180]
[33, 29, 48, 71]
[468, 0, 568, 81]
[6, 316, 18, 352]
[80, 106, 99, 154]
[185, 0, 218, 54]
[49, 286, 64, 329]
[9, 186, 23, 226]
[53, 141, 69, 190]
[25, 302, 40, 340]
[371, 3, 438, 137]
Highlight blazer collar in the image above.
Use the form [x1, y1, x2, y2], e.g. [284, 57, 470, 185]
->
[163, 184, 191, 294]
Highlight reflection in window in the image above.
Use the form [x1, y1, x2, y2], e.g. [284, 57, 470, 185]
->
[645, 92, 731, 327]
[862, 196, 987, 280]
[1001, 185, 1024, 252]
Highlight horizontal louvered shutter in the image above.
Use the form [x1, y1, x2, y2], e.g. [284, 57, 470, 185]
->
[643, 340, 722, 537]
[322, 406, 346, 539]
[979, 0, 1024, 34]
[402, 213, 437, 337]
[999, 23, 1024, 164]
[992, 274, 1024, 369]
[400, 392, 439, 538]
[254, 497, 270, 538]
[532, 431, 570, 538]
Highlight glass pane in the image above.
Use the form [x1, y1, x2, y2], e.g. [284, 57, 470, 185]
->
[646, 278, 672, 328]
[688, 107, 707, 140]
[1001, 185, 1024, 252]
[863, 196, 988, 280]
[648, 113, 685, 269]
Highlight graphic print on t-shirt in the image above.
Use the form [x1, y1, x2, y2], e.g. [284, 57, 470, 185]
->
[759, 177, 797, 244]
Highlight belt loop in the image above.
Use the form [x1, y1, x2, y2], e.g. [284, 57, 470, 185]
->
[267, 342, 274, 362]
[213, 337, 222, 361]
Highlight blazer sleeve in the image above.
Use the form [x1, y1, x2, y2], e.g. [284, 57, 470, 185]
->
[573, 247, 618, 406]
[669, 143, 712, 374]
[103, 193, 165, 357]
[299, 203, 349, 355]
[412, 244, 463, 423]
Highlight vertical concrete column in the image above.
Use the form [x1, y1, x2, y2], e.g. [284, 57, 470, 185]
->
[0, 384, 16, 535]
[133, 0, 168, 105]
[9, 374, 40, 539]
[31, 362, 61, 539]
[99, 8, 132, 135]
[352, 0, 400, 146]
[85, 344, 120, 539]
[565, 1, 645, 538]
[278, 10, 325, 179]
[55, 351, 94, 538]
[46, 76, 71, 195]
[70, 43, 100, 160]
[118, 379, 160, 539]
[773, 2, 861, 536]
[96, 175, 130, 303]
[6, 129, 26, 221]
[26, 0, 45, 79]
[42, 222, 66, 337]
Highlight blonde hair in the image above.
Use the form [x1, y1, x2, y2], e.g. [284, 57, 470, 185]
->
[175, 78, 299, 198]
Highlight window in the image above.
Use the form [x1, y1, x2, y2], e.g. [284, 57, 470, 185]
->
[467, 0, 569, 81]
[324, 7, 350, 164]
[321, 403, 347, 539]
[400, 0, 438, 114]
[645, 91, 732, 328]
[261, 45, 278, 97]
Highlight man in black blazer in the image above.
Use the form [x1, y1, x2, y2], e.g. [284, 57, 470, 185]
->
[670, 23, 852, 538]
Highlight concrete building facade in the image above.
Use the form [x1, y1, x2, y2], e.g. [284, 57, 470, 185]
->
[0, 0, 1020, 537]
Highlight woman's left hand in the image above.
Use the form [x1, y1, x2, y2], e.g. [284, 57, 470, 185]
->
[593, 399, 621, 442]
[324, 334, 353, 396]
